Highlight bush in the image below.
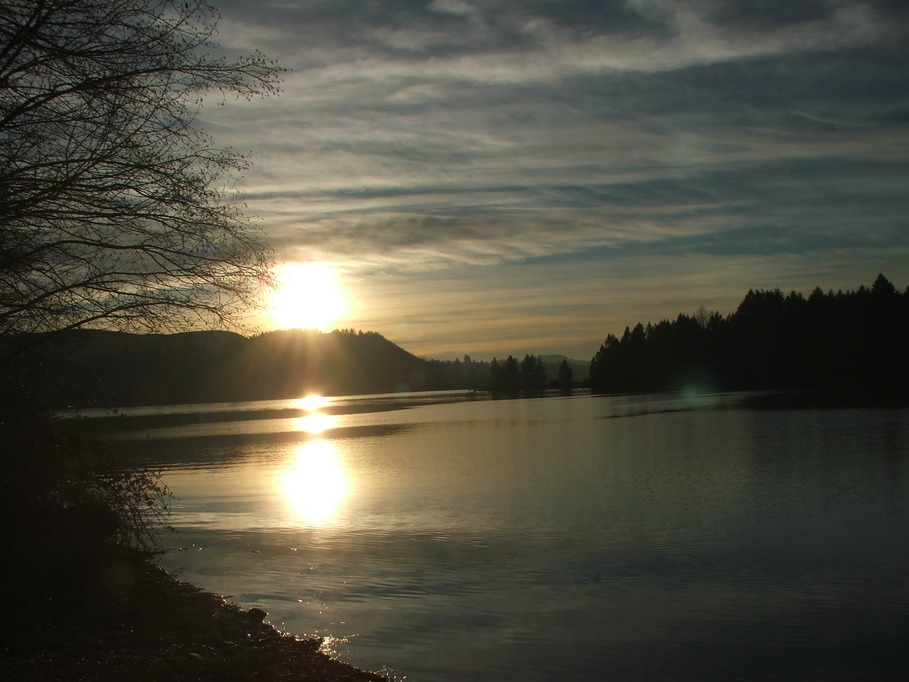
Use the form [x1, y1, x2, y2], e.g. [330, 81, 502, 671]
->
[1, 385, 172, 602]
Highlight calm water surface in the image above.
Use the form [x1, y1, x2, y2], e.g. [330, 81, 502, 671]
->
[108, 391, 909, 681]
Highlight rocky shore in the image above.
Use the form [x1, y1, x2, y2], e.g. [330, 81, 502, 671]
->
[1, 546, 389, 681]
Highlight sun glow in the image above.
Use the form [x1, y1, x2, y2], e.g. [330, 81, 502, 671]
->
[268, 262, 347, 331]
[281, 440, 348, 526]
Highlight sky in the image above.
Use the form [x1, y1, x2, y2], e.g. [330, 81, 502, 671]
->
[203, 0, 909, 360]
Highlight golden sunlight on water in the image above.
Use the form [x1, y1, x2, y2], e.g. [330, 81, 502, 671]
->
[280, 440, 348, 526]
[295, 394, 330, 411]
[295, 412, 336, 434]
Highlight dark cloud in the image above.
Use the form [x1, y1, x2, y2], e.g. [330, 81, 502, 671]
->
[495, 0, 673, 38]
[705, 0, 836, 29]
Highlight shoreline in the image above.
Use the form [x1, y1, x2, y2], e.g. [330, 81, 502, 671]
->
[1, 546, 389, 681]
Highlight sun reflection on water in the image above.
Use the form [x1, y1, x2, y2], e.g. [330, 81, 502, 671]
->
[295, 394, 330, 412]
[293, 394, 336, 434]
[281, 440, 348, 526]
[295, 412, 336, 434]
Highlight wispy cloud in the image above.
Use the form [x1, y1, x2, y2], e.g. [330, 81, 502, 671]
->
[207, 0, 909, 357]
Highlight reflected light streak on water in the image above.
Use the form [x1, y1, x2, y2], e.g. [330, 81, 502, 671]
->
[280, 439, 348, 526]
[295, 412, 336, 434]
[295, 394, 331, 412]
[294, 394, 337, 435]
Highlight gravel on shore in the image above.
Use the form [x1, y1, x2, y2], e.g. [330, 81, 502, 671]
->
[1, 546, 390, 681]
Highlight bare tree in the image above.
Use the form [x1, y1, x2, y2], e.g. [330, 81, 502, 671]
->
[0, 1, 283, 559]
[0, 0, 281, 340]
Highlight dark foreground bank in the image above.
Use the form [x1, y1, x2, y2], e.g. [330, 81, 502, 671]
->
[0, 547, 388, 681]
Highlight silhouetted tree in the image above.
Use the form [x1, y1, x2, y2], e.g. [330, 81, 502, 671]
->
[0, 0, 281, 342]
[557, 358, 573, 391]
[0, 0, 282, 583]
[502, 355, 521, 393]
[520, 354, 546, 392]
[489, 358, 503, 391]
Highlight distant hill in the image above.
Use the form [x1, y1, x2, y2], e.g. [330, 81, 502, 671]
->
[11, 329, 449, 408]
[4, 328, 596, 409]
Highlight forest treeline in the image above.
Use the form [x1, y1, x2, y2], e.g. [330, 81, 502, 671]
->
[7, 329, 587, 408]
[487, 354, 577, 393]
[589, 274, 909, 404]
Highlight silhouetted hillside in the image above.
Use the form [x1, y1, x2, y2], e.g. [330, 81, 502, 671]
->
[3, 328, 597, 408]
[590, 274, 909, 405]
[8, 329, 449, 408]
[237, 330, 432, 399]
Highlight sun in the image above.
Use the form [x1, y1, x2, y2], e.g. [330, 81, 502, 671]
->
[268, 262, 347, 331]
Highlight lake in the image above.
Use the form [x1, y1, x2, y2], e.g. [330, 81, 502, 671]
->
[102, 390, 909, 681]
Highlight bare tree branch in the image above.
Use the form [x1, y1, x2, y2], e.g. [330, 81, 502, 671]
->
[0, 0, 281, 342]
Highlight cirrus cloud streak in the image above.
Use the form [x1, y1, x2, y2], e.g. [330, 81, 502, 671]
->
[205, 0, 909, 358]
